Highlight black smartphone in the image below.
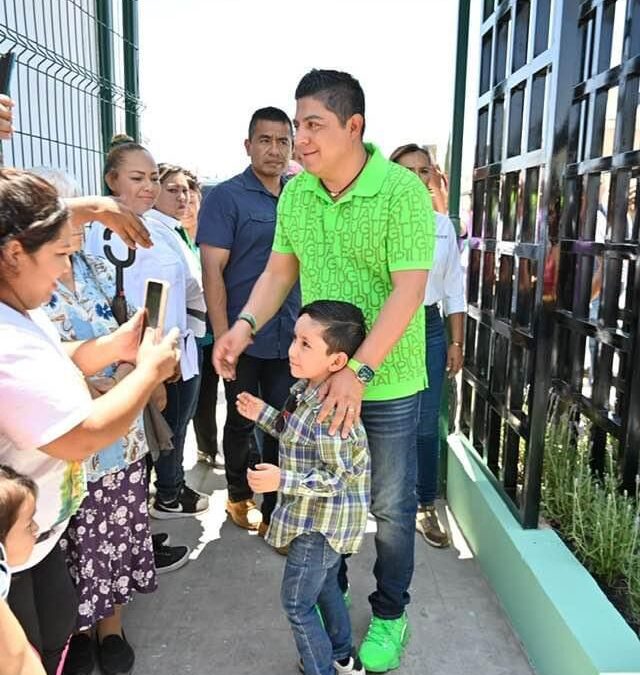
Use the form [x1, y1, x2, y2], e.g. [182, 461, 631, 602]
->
[141, 278, 169, 340]
[0, 52, 15, 96]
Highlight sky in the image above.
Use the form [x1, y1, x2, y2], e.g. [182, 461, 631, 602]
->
[138, 0, 481, 183]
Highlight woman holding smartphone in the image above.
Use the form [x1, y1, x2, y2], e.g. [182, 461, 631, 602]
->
[33, 168, 187, 675]
[390, 144, 465, 548]
[84, 140, 209, 520]
[0, 168, 179, 675]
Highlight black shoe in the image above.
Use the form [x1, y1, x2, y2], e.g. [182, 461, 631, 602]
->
[149, 485, 209, 520]
[151, 532, 170, 549]
[154, 543, 190, 574]
[63, 633, 94, 675]
[97, 633, 134, 675]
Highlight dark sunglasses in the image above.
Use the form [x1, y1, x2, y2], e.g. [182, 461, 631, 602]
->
[275, 391, 300, 433]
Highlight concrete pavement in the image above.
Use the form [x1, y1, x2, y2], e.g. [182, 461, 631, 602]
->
[124, 391, 535, 675]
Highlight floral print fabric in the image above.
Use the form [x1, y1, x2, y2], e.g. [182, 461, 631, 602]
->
[59, 460, 157, 630]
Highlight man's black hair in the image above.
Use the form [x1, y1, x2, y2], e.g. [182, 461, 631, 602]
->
[295, 69, 366, 136]
[299, 300, 367, 358]
[248, 107, 293, 140]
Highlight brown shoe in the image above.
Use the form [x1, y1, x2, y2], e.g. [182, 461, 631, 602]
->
[416, 504, 450, 548]
[226, 499, 262, 530]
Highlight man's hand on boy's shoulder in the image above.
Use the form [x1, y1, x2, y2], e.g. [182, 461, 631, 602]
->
[236, 391, 265, 422]
[317, 368, 365, 439]
[248, 463, 281, 493]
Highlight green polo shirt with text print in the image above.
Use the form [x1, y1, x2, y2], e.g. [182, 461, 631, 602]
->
[273, 143, 435, 401]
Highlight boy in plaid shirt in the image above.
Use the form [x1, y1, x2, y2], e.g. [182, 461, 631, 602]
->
[237, 300, 370, 675]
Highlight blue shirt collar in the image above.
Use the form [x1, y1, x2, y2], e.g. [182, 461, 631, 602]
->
[240, 165, 286, 196]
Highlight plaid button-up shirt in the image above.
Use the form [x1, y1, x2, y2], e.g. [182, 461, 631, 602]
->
[257, 379, 370, 555]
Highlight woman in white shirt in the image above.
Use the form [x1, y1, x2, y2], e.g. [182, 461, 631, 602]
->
[391, 144, 465, 549]
[144, 164, 208, 518]
[84, 142, 208, 519]
[0, 169, 179, 674]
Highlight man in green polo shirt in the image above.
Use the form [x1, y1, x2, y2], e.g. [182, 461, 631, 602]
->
[214, 69, 435, 672]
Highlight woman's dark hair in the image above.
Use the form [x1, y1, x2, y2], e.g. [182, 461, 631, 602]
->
[0, 168, 69, 255]
[157, 163, 186, 185]
[182, 169, 201, 194]
[0, 465, 37, 543]
[299, 300, 367, 358]
[389, 143, 434, 167]
[103, 133, 150, 190]
[295, 69, 366, 136]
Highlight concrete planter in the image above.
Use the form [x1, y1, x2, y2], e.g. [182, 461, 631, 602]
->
[447, 433, 640, 675]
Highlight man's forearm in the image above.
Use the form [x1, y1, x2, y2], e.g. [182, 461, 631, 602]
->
[242, 268, 296, 332]
[353, 271, 428, 369]
[202, 266, 229, 338]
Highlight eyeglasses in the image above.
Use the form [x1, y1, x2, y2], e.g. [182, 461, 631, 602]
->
[275, 391, 301, 433]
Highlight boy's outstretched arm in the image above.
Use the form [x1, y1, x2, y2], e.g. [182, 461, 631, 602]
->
[236, 392, 281, 439]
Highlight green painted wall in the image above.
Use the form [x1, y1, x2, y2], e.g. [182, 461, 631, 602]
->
[447, 434, 640, 675]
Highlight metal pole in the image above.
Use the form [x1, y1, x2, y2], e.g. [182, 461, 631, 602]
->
[96, 0, 114, 160]
[438, 0, 470, 497]
[122, 0, 140, 142]
[447, 0, 471, 235]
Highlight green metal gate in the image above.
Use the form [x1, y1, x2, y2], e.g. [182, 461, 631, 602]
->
[0, 0, 141, 194]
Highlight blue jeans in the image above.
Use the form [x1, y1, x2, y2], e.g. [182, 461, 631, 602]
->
[281, 533, 352, 675]
[155, 347, 203, 503]
[416, 305, 447, 505]
[339, 394, 420, 619]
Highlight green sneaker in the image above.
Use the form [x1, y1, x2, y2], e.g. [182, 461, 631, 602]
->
[358, 613, 410, 672]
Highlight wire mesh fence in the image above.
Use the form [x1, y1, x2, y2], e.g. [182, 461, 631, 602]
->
[0, 0, 141, 194]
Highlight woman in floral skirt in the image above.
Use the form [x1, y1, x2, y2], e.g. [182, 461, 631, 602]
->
[43, 203, 163, 675]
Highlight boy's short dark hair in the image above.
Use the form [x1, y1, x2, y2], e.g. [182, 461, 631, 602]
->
[0, 465, 37, 543]
[248, 107, 293, 140]
[299, 300, 366, 358]
[295, 69, 366, 136]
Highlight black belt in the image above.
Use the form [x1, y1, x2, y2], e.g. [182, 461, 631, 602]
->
[187, 308, 207, 322]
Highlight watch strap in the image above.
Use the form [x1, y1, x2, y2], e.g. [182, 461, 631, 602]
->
[237, 311, 257, 336]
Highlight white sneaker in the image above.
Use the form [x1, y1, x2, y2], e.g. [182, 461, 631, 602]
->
[334, 655, 365, 674]
[298, 655, 364, 674]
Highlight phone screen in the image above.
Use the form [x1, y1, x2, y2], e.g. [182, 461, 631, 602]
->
[144, 281, 164, 331]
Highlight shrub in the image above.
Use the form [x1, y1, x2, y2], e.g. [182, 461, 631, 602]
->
[542, 395, 640, 623]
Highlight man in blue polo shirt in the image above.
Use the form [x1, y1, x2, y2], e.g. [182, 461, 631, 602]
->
[197, 107, 300, 535]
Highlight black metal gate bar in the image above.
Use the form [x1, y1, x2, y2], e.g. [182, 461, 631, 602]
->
[462, 0, 640, 526]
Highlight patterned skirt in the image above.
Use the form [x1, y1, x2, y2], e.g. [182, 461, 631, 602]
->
[60, 458, 157, 631]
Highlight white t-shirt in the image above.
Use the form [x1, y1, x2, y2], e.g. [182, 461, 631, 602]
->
[0, 304, 92, 571]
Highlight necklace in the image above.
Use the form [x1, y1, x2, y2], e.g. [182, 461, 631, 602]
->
[321, 152, 369, 199]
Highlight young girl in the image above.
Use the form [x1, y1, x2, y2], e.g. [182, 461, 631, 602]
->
[0, 465, 46, 675]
